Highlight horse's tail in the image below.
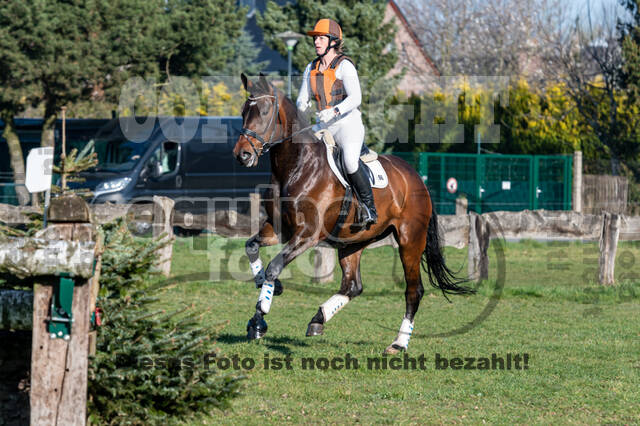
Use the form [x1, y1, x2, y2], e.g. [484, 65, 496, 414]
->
[422, 207, 475, 300]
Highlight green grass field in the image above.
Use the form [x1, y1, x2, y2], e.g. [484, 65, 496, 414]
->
[156, 236, 640, 424]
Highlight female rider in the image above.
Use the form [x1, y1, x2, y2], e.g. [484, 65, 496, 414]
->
[296, 18, 377, 226]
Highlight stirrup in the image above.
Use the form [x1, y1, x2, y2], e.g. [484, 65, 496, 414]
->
[358, 204, 377, 226]
[364, 209, 377, 225]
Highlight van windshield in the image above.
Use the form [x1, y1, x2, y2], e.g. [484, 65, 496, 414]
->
[86, 138, 150, 172]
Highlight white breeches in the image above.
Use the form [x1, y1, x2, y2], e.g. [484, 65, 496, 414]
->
[318, 111, 365, 174]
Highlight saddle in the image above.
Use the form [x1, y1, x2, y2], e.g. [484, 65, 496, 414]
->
[315, 129, 388, 239]
[314, 129, 388, 189]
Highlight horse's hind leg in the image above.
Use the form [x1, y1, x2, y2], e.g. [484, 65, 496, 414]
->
[306, 245, 364, 337]
[245, 221, 281, 294]
[384, 228, 426, 355]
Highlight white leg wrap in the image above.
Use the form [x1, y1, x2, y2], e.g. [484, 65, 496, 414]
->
[250, 259, 265, 287]
[250, 259, 263, 275]
[258, 280, 275, 313]
[392, 318, 414, 349]
[320, 294, 350, 322]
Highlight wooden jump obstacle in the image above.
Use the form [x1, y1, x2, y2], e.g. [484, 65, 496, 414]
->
[0, 195, 101, 426]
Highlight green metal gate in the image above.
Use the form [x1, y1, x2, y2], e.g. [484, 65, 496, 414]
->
[393, 152, 573, 214]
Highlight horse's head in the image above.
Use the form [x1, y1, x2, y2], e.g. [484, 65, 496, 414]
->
[234, 73, 281, 167]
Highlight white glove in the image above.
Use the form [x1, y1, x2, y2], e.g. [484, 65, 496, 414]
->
[297, 100, 311, 113]
[317, 108, 336, 123]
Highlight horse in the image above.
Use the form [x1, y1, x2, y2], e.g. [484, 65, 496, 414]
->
[233, 73, 473, 354]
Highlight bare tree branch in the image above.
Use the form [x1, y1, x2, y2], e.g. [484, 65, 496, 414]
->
[398, 0, 568, 84]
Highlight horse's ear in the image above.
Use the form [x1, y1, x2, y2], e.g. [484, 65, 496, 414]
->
[258, 74, 270, 93]
[258, 73, 268, 86]
[241, 73, 250, 91]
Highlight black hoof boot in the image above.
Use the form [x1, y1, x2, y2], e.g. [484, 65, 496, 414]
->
[247, 312, 268, 340]
[256, 278, 283, 296]
[273, 279, 283, 296]
[306, 322, 324, 337]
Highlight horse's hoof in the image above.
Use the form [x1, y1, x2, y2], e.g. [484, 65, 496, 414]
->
[247, 316, 268, 340]
[383, 344, 405, 355]
[306, 322, 324, 337]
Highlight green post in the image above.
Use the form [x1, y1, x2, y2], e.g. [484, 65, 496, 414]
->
[533, 157, 540, 210]
[528, 156, 535, 210]
[566, 154, 573, 210]
[419, 152, 428, 185]
[475, 154, 483, 213]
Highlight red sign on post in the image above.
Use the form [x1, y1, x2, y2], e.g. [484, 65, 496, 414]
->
[446, 177, 458, 194]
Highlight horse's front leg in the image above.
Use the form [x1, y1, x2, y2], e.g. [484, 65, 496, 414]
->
[245, 221, 280, 292]
[247, 230, 319, 340]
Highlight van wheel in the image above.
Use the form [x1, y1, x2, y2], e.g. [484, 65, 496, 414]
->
[174, 226, 203, 237]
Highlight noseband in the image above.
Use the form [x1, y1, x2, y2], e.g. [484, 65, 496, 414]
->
[240, 90, 280, 158]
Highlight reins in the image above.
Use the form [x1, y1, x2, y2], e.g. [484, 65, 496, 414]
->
[240, 90, 315, 156]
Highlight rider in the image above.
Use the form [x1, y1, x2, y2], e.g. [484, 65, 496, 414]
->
[296, 18, 378, 226]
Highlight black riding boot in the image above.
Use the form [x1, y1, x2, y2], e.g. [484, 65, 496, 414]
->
[348, 164, 378, 226]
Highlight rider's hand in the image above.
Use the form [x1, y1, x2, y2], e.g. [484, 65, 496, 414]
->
[317, 108, 336, 123]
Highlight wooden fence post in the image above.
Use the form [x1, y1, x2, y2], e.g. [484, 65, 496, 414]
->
[250, 193, 260, 235]
[312, 244, 335, 283]
[599, 212, 620, 285]
[30, 195, 97, 426]
[468, 213, 490, 281]
[456, 196, 468, 216]
[153, 196, 175, 277]
[573, 151, 582, 213]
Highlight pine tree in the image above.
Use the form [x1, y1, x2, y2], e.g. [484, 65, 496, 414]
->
[3, 0, 246, 147]
[91, 0, 167, 103]
[258, 0, 399, 150]
[220, 29, 269, 77]
[158, 0, 246, 77]
[28, 0, 100, 148]
[51, 147, 98, 197]
[0, 2, 43, 205]
[88, 219, 244, 424]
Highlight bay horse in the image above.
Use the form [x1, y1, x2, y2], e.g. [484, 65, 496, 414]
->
[233, 74, 472, 354]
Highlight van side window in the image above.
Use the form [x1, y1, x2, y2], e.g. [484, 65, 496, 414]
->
[149, 141, 179, 176]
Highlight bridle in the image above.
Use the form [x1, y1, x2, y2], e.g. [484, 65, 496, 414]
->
[240, 90, 280, 158]
[240, 89, 314, 158]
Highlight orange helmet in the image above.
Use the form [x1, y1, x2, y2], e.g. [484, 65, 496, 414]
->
[307, 18, 342, 40]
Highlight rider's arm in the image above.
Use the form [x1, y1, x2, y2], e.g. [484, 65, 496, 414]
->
[334, 60, 361, 115]
[296, 63, 312, 112]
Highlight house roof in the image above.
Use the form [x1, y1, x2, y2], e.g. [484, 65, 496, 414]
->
[387, 0, 440, 76]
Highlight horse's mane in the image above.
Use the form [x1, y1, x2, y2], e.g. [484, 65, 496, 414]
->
[249, 76, 312, 136]
[251, 75, 316, 149]
[281, 92, 311, 135]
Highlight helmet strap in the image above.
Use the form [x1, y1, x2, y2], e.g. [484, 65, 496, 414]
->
[317, 37, 339, 59]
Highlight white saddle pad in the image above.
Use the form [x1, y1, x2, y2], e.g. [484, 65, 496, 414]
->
[315, 130, 389, 189]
